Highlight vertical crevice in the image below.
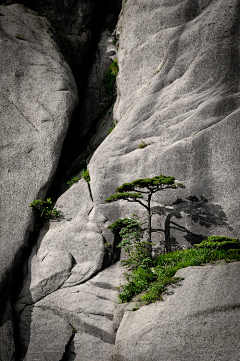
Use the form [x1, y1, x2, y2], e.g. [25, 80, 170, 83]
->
[60, 333, 76, 361]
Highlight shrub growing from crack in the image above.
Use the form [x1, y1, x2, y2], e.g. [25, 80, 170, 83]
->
[67, 176, 81, 188]
[29, 198, 60, 220]
[101, 59, 118, 96]
[139, 140, 148, 148]
[116, 237, 240, 304]
[81, 169, 90, 183]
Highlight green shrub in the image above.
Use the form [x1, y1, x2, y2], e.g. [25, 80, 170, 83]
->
[81, 169, 90, 183]
[195, 236, 239, 249]
[108, 18, 118, 33]
[108, 120, 118, 134]
[67, 176, 81, 188]
[117, 238, 240, 305]
[139, 140, 148, 148]
[71, 326, 77, 334]
[29, 198, 60, 220]
[101, 59, 118, 96]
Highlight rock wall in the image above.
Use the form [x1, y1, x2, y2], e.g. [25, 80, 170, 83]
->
[1, 0, 240, 360]
[114, 261, 240, 361]
[0, 4, 78, 359]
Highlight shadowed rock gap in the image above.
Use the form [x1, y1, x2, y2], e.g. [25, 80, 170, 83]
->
[47, 1, 122, 200]
[7, 2, 122, 359]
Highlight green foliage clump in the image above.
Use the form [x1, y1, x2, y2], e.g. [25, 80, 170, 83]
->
[176, 183, 186, 188]
[108, 18, 118, 33]
[101, 59, 118, 96]
[115, 175, 176, 193]
[117, 237, 240, 305]
[108, 215, 153, 270]
[67, 176, 81, 188]
[108, 120, 118, 134]
[29, 198, 60, 220]
[139, 140, 148, 148]
[195, 236, 240, 249]
[34, 11, 43, 16]
[71, 326, 77, 334]
[81, 169, 90, 183]
[105, 192, 143, 203]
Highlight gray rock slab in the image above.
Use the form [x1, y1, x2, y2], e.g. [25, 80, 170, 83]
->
[0, 5, 77, 356]
[18, 305, 72, 361]
[15, 179, 105, 306]
[113, 262, 240, 361]
[0, 320, 15, 361]
[0, 3, 78, 282]
[17, 263, 124, 361]
[90, 0, 240, 242]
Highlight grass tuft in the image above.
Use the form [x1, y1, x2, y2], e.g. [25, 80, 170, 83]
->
[118, 238, 240, 305]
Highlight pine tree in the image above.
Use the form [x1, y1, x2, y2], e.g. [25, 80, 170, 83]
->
[105, 175, 185, 245]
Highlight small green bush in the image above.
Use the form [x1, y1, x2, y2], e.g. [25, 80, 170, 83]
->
[29, 198, 60, 220]
[34, 11, 43, 16]
[81, 169, 90, 183]
[139, 141, 148, 148]
[195, 236, 239, 249]
[71, 326, 77, 334]
[108, 120, 118, 134]
[67, 176, 81, 188]
[101, 59, 118, 96]
[117, 237, 240, 305]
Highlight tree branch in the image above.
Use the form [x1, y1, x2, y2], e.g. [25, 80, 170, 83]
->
[126, 199, 148, 209]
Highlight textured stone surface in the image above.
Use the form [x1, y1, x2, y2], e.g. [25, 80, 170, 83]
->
[113, 262, 240, 361]
[0, 3, 78, 278]
[20, 0, 95, 34]
[90, 0, 240, 244]
[15, 179, 105, 308]
[17, 263, 124, 361]
[17, 306, 72, 361]
[3, 0, 240, 359]
[0, 4, 78, 359]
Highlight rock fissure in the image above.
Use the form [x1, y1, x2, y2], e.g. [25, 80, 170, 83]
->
[59, 332, 76, 361]
[1, 0, 240, 360]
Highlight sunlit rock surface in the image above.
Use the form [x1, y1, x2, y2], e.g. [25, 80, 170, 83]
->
[1, 0, 240, 360]
[0, 4, 78, 359]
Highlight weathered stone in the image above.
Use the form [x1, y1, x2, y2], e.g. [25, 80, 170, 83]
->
[18, 305, 72, 361]
[113, 262, 240, 361]
[20, 0, 95, 34]
[15, 179, 105, 307]
[90, 0, 240, 245]
[17, 263, 124, 361]
[0, 4, 78, 357]
[3, 0, 240, 359]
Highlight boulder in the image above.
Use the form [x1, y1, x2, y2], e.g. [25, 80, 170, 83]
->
[90, 0, 240, 245]
[113, 262, 240, 361]
[4, 0, 240, 359]
[16, 263, 124, 360]
[0, 3, 78, 358]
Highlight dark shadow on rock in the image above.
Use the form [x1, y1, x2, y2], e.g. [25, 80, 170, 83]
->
[102, 232, 121, 270]
[152, 195, 231, 253]
[11, 222, 50, 361]
[60, 335, 76, 361]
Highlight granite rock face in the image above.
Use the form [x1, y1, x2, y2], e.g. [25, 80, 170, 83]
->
[0, 3, 78, 359]
[1, 0, 240, 360]
[90, 0, 240, 244]
[113, 262, 240, 361]
[16, 262, 125, 360]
